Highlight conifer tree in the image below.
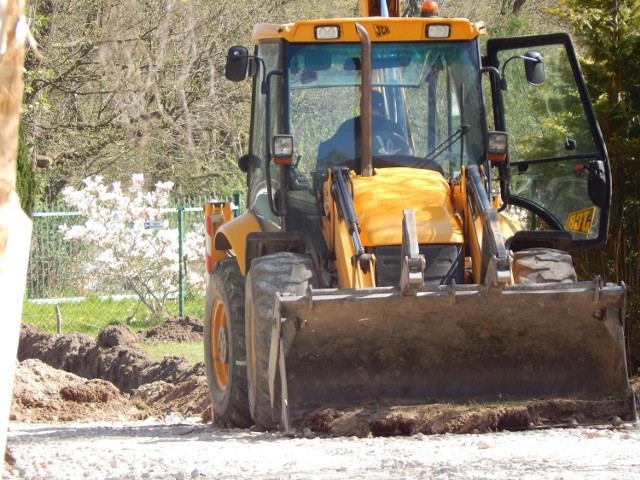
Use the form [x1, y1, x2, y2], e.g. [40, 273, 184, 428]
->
[554, 0, 640, 368]
[16, 122, 35, 217]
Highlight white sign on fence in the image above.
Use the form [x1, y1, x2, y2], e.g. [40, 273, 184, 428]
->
[144, 220, 168, 230]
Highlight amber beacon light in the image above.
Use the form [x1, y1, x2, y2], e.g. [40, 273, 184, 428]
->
[421, 0, 439, 17]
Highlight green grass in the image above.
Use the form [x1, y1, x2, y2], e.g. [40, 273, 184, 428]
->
[139, 341, 204, 365]
[22, 295, 207, 365]
[22, 294, 205, 338]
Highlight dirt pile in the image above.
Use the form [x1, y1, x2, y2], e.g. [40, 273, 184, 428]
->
[133, 376, 212, 422]
[141, 316, 204, 343]
[17, 323, 198, 394]
[12, 320, 211, 423]
[10, 359, 147, 423]
[303, 398, 636, 437]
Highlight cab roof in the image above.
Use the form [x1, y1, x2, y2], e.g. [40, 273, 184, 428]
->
[251, 17, 484, 43]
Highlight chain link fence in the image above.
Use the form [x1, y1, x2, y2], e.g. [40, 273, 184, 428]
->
[23, 195, 239, 336]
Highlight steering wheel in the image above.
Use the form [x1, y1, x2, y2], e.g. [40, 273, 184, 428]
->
[507, 195, 564, 230]
[372, 131, 413, 156]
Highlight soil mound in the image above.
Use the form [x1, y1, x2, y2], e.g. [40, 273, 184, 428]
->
[132, 376, 212, 422]
[96, 324, 140, 348]
[10, 359, 147, 423]
[302, 397, 636, 438]
[17, 324, 197, 394]
[141, 316, 203, 343]
[13, 321, 211, 423]
[60, 379, 121, 403]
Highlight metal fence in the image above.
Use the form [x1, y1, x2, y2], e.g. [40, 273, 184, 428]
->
[23, 196, 235, 336]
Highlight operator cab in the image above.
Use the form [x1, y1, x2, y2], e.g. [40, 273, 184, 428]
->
[225, 19, 613, 252]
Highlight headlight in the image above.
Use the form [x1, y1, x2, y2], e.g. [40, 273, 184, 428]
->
[315, 26, 340, 40]
[426, 25, 450, 38]
[272, 135, 294, 165]
[487, 131, 508, 163]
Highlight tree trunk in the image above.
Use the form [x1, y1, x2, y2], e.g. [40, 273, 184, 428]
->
[0, 0, 31, 458]
[402, 0, 421, 17]
[512, 0, 527, 14]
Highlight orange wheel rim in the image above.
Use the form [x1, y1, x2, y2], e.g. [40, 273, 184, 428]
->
[212, 299, 229, 388]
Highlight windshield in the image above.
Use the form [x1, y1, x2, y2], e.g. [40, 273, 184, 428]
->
[286, 40, 485, 180]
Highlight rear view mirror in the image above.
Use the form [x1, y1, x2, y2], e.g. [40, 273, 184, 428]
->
[304, 50, 332, 71]
[523, 50, 544, 86]
[225, 46, 249, 82]
[300, 49, 331, 84]
[301, 70, 317, 84]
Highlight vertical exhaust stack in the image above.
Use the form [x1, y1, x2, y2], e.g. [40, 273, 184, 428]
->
[355, 23, 373, 177]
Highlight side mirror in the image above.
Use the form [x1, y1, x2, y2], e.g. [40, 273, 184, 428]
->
[523, 50, 544, 86]
[225, 46, 249, 82]
[587, 160, 608, 207]
[237, 154, 260, 173]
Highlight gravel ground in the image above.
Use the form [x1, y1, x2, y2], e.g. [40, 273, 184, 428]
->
[4, 420, 640, 480]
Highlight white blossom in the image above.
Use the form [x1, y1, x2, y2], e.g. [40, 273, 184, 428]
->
[59, 174, 205, 316]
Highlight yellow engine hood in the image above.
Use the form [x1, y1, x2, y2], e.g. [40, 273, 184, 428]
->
[351, 168, 462, 246]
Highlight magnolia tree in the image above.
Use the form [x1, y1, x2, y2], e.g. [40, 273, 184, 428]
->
[60, 174, 205, 318]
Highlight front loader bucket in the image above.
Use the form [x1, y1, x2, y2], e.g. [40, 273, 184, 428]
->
[275, 279, 635, 424]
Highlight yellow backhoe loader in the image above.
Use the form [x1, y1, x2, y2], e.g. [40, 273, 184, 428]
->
[203, 0, 636, 431]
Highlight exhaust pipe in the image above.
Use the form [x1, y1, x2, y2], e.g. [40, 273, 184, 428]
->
[355, 23, 373, 177]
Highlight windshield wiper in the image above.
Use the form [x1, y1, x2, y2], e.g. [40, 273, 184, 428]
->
[419, 124, 470, 167]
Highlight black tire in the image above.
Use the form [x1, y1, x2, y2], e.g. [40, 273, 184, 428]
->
[245, 252, 316, 431]
[204, 258, 252, 428]
[512, 248, 577, 284]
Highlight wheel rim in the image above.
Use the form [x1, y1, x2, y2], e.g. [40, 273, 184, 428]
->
[212, 299, 229, 388]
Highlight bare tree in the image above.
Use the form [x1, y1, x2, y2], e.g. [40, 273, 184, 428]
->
[502, 0, 528, 15]
[25, 0, 259, 197]
[23, 0, 558, 201]
[22, 0, 359, 200]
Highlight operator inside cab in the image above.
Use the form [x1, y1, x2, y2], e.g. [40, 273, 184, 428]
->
[316, 90, 412, 174]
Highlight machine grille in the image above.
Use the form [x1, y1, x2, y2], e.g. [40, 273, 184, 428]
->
[374, 244, 464, 287]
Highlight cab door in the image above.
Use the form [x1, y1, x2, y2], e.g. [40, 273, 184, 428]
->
[486, 33, 610, 249]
